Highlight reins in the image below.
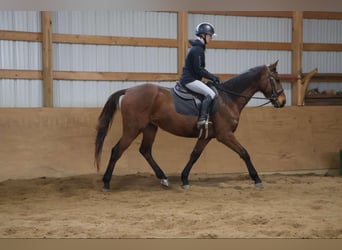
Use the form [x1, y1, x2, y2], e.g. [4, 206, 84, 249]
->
[213, 69, 283, 107]
[214, 85, 272, 100]
[214, 84, 276, 107]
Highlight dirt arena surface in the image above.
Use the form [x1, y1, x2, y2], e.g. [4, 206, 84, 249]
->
[0, 173, 341, 239]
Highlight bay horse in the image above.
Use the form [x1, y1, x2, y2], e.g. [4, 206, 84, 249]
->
[95, 61, 286, 191]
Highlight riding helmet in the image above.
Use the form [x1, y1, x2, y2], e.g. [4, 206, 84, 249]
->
[195, 22, 216, 36]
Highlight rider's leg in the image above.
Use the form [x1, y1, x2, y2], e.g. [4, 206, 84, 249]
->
[197, 95, 212, 128]
[185, 80, 216, 128]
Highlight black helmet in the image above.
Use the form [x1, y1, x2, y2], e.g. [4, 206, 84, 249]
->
[195, 22, 216, 36]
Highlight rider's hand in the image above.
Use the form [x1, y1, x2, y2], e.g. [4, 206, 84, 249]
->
[213, 76, 220, 84]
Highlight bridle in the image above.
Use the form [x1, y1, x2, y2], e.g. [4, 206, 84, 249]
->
[214, 67, 284, 107]
[267, 69, 284, 100]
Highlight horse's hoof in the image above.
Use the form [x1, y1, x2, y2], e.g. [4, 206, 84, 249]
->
[103, 183, 110, 192]
[255, 182, 264, 189]
[160, 179, 169, 187]
[181, 184, 190, 190]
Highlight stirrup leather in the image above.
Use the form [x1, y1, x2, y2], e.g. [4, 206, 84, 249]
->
[197, 117, 212, 139]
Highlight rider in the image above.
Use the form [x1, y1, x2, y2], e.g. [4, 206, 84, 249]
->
[180, 22, 220, 129]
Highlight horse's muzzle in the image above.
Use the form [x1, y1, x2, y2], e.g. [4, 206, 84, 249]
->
[273, 92, 286, 108]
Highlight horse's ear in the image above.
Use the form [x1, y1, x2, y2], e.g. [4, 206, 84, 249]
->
[268, 60, 279, 71]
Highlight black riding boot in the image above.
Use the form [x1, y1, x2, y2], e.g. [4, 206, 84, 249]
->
[197, 95, 212, 129]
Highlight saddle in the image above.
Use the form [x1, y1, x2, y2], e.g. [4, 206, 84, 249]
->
[171, 81, 218, 117]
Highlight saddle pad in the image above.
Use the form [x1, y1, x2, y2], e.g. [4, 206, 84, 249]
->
[171, 87, 219, 117]
[171, 88, 200, 116]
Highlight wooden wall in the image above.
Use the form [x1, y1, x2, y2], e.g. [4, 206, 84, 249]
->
[0, 106, 341, 181]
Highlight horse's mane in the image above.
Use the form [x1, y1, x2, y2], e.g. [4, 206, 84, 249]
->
[219, 65, 265, 98]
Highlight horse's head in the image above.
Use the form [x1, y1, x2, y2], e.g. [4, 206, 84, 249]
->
[261, 60, 286, 108]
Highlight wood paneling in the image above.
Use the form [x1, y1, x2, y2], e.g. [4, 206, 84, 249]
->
[53, 33, 178, 47]
[209, 41, 292, 50]
[189, 11, 293, 18]
[53, 71, 179, 81]
[303, 43, 342, 51]
[0, 69, 42, 79]
[0, 30, 42, 42]
[0, 107, 340, 181]
[303, 11, 342, 19]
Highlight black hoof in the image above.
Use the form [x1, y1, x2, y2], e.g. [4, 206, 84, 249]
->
[255, 182, 264, 189]
[103, 183, 110, 192]
[181, 179, 189, 189]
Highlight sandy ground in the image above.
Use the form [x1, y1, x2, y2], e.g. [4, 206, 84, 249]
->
[0, 172, 341, 239]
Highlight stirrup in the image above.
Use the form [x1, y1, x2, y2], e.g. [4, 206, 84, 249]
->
[198, 120, 212, 139]
[196, 119, 207, 129]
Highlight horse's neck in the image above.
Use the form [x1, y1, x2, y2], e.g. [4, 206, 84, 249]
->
[221, 68, 264, 110]
[233, 85, 259, 111]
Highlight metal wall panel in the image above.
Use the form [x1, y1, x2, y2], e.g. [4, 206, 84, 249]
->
[303, 51, 342, 73]
[0, 11, 42, 107]
[54, 80, 174, 107]
[0, 79, 42, 107]
[52, 11, 178, 107]
[303, 19, 342, 92]
[303, 51, 342, 92]
[304, 19, 342, 43]
[188, 14, 292, 42]
[206, 49, 291, 74]
[52, 11, 177, 38]
[0, 11, 41, 32]
[53, 44, 177, 72]
[0, 40, 42, 70]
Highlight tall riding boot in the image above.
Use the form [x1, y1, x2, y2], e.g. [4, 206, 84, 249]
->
[197, 95, 212, 128]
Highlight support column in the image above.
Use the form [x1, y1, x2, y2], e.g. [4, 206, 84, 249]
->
[41, 11, 53, 107]
[177, 11, 188, 77]
[292, 11, 303, 106]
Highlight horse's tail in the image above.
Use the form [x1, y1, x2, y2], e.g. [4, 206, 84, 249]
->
[95, 89, 126, 171]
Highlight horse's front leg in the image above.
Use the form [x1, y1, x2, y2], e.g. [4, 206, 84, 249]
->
[217, 132, 263, 188]
[181, 138, 211, 189]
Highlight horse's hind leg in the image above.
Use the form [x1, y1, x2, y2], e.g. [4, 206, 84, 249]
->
[102, 131, 139, 191]
[139, 124, 169, 187]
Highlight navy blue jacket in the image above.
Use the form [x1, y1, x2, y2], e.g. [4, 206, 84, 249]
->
[180, 39, 217, 85]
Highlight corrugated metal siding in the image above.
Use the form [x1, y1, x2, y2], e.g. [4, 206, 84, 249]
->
[0, 11, 41, 32]
[52, 11, 178, 107]
[303, 19, 342, 43]
[303, 51, 342, 92]
[206, 49, 291, 74]
[188, 14, 292, 42]
[53, 44, 177, 72]
[54, 81, 174, 107]
[303, 18, 342, 92]
[0, 11, 42, 107]
[52, 11, 177, 38]
[0, 79, 42, 107]
[0, 40, 42, 70]
[303, 51, 342, 73]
